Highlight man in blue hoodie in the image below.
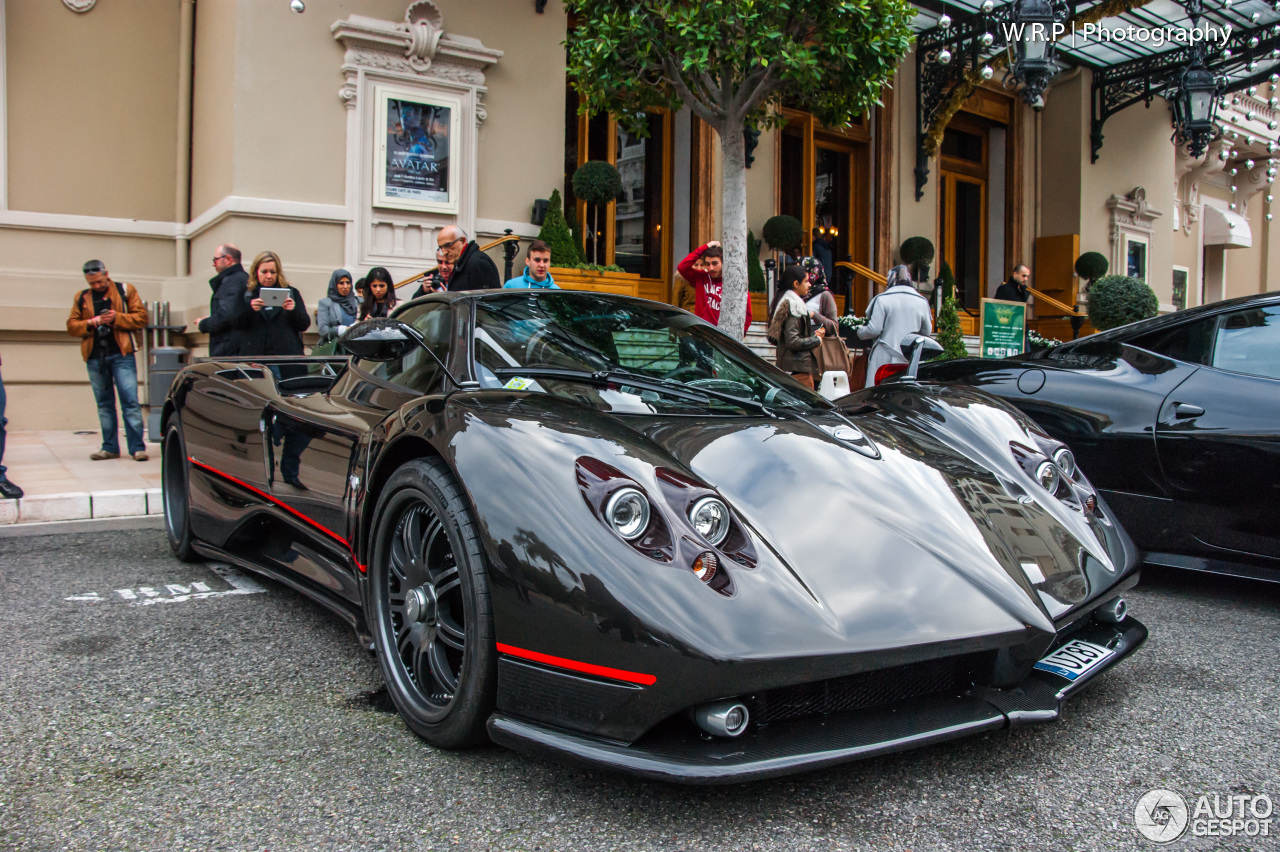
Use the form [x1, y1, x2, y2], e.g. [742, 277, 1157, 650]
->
[503, 241, 559, 289]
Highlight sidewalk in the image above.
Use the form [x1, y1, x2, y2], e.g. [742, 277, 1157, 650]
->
[1, 431, 163, 525]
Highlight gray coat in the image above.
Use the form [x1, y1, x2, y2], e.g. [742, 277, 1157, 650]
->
[857, 284, 933, 387]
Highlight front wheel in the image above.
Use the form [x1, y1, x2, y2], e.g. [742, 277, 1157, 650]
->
[162, 419, 199, 563]
[367, 457, 496, 748]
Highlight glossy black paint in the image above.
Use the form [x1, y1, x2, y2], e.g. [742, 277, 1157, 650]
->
[916, 292, 1280, 580]
[163, 291, 1145, 782]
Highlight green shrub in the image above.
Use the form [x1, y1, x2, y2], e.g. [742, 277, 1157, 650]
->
[899, 236, 935, 266]
[1087, 274, 1159, 331]
[1074, 251, 1109, 284]
[747, 231, 766, 293]
[937, 259, 956, 303]
[935, 295, 969, 360]
[536, 189, 583, 267]
[571, 160, 622, 205]
[762, 215, 804, 255]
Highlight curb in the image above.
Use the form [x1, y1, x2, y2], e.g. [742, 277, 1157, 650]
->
[0, 515, 164, 538]
[0, 488, 163, 526]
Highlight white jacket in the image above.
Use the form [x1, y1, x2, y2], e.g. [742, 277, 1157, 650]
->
[857, 284, 933, 388]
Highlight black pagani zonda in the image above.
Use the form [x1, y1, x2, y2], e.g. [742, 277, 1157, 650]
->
[161, 290, 1146, 783]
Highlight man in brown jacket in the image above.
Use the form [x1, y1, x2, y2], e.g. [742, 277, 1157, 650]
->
[66, 260, 150, 460]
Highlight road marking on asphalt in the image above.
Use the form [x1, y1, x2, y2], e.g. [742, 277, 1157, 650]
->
[63, 564, 266, 606]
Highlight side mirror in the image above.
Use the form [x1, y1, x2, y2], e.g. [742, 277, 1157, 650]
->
[340, 319, 418, 362]
[899, 333, 944, 381]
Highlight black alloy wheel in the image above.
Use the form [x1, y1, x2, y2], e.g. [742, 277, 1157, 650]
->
[368, 457, 495, 748]
[162, 419, 199, 563]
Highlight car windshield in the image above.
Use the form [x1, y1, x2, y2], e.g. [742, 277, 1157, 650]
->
[471, 292, 831, 416]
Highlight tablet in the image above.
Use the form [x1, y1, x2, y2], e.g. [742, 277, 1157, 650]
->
[259, 287, 290, 307]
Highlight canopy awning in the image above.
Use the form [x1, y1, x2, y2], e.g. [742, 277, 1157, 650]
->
[1203, 203, 1252, 247]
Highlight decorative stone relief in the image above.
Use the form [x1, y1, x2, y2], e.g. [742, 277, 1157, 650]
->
[1107, 187, 1163, 280]
[331, 3, 502, 270]
[62, 0, 96, 11]
[1175, 139, 1228, 235]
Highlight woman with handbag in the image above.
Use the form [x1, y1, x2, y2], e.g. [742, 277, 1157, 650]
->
[770, 264, 825, 389]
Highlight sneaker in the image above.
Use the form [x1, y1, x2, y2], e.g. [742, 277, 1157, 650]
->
[133, 451, 149, 462]
[0, 477, 22, 500]
[90, 450, 120, 460]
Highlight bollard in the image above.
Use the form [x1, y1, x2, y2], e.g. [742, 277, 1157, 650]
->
[147, 346, 190, 442]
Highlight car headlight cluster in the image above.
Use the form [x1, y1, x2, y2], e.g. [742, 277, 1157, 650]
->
[689, 497, 731, 546]
[1053, 447, 1077, 480]
[605, 488, 650, 541]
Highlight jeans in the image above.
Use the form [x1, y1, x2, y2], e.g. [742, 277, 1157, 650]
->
[86, 354, 146, 455]
[0, 369, 8, 476]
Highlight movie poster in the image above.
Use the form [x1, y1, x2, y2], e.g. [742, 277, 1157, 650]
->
[375, 88, 460, 213]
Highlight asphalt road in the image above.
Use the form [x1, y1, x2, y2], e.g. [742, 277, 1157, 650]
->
[1, 528, 1276, 852]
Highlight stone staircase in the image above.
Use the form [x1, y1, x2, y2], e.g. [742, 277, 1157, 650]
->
[744, 323, 774, 363]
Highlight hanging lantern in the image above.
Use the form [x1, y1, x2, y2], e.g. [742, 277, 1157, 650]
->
[1009, 0, 1060, 106]
[1172, 63, 1221, 158]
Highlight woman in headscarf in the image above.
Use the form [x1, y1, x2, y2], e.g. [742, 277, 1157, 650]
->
[359, 267, 398, 320]
[800, 256, 839, 335]
[316, 269, 358, 342]
[856, 264, 933, 388]
[770, 264, 826, 389]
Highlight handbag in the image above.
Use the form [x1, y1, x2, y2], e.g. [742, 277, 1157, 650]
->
[814, 336, 851, 378]
[848, 349, 869, 389]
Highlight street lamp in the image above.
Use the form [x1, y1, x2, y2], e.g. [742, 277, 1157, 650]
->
[1172, 62, 1220, 157]
[1010, 0, 1058, 107]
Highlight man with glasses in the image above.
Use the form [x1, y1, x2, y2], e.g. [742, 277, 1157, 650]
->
[437, 225, 500, 292]
[197, 244, 249, 357]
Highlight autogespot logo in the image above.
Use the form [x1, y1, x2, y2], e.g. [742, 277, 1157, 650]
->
[1135, 789, 1190, 843]
[1135, 788, 1274, 843]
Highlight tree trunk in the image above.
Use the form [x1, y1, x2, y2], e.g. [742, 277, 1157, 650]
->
[717, 124, 749, 342]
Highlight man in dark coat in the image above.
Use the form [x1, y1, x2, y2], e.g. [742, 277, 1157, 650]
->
[198, 244, 249, 356]
[994, 264, 1030, 302]
[437, 225, 500, 291]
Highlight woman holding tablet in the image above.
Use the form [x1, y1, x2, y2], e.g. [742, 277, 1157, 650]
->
[239, 250, 310, 377]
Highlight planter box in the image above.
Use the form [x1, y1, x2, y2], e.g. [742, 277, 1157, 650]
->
[550, 267, 641, 297]
[750, 293, 767, 323]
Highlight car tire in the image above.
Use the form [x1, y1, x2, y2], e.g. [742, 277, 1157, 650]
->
[367, 457, 496, 749]
[162, 419, 199, 563]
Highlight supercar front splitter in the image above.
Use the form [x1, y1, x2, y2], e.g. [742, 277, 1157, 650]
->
[486, 617, 1148, 784]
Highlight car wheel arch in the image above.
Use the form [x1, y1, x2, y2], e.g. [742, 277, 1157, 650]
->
[361, 435, 454, 563]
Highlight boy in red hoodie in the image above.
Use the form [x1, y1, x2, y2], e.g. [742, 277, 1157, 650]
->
[677, 241, 752, 334]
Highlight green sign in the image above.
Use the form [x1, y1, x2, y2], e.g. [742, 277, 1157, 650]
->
[980, 298, 1026, 359]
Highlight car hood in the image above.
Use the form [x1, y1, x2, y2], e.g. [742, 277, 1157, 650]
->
[631, 384, 1131, 644]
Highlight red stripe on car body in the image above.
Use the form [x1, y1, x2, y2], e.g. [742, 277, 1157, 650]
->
[187, 456, 366, 572]
[495, 642, 657, 685]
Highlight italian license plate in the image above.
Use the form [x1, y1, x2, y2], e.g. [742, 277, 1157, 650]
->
[1033, 638, 1115, 681]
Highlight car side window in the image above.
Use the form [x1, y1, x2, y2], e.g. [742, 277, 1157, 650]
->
[361, 303, 452, 392]
[1210, 305, 1280, 380]
[1128, 318, 1215, 365]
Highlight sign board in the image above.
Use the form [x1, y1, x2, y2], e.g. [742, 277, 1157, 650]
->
[980, 298, 1026, 358]
[374, 85, 461, 214]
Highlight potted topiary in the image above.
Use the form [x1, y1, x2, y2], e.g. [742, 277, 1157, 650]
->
[762, 215, 804, 259]
[1074, 252, 1109, 292]
[536, 188, 583, 268]
[571, 160, 622, 266]
[900, 236, 935, 284]
[1086, 274, 1159, 331]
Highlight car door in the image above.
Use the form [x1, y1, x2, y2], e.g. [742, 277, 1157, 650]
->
[1155, 302, 1280, 559]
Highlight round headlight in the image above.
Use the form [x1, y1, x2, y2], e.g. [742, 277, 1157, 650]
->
[605, 488, 650, 540]
[1035, 460, 1060, 494]
[689, 497, 731, 546]
[1053, 448, 1077, 479]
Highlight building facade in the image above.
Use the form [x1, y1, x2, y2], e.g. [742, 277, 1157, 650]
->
[0, 0, 1274, 429]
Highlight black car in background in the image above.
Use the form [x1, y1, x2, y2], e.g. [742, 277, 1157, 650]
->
[917, 292, 1280, 582]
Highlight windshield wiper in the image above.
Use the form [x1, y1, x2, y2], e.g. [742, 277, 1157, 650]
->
[607, 367, 778, 418]
[490, 366, 768, 414]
